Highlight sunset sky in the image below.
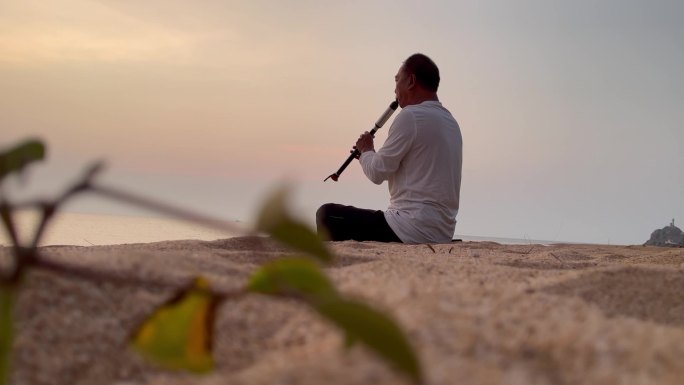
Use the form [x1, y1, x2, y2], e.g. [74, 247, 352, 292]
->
[1, 0, 682, 244]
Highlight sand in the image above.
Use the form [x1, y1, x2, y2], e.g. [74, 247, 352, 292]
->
[4, 237, 684, 385]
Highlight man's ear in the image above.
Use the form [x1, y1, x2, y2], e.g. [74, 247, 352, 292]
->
[407, 74, 417, 90]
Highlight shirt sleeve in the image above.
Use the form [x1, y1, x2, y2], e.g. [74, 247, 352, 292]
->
[359, 109, 416, 184]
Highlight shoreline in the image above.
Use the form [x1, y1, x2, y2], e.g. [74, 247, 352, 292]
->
[0, 211, 619, 248]
[0, 210, 246, 247]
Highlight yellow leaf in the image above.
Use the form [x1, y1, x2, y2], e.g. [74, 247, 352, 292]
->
[131, 277, 217, 373]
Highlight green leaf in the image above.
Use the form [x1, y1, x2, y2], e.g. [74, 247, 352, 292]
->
[313, 297, 422, 384]
[246, 257, 337, 298]
[256, 187, 332, 263]
[0, 286, 16, 385]
[246, 259, 422, 382]
[0, 139, 45, 183]
[131, 277, 217, 373]
[343, 332, 359, 349]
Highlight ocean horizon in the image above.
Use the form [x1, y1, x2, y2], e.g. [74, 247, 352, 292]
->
[455, 234, 576, 246]
[0, 211, 244, 247]
[0, 211, 578, 247]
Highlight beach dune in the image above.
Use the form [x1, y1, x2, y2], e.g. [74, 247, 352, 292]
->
[6, 237, 684, 385]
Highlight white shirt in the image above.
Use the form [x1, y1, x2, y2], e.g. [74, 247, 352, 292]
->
[359, 100, 462, 244]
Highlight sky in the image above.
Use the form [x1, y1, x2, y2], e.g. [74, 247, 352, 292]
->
[1, 0, 682, 245]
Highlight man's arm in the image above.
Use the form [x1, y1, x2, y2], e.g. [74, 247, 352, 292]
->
[357, 110, 416, 184]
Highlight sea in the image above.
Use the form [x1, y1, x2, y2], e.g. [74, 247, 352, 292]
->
[0, 211, 243, 247]
[0, 211, 558, 247]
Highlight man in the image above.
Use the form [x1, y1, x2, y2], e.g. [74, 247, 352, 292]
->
[316, 53, 462, 244]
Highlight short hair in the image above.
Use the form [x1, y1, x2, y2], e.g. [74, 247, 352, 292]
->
[403, 53, 440, 92]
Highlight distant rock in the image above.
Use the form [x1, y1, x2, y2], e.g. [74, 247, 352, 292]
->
[644, 220, 684, 247]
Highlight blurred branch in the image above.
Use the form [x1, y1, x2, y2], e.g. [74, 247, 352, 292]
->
[29, 162, 104, 250]
[0, 203, 19, 248]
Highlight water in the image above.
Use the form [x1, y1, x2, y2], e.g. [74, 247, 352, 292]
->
[0, 211, 244, 247]
[456, 234, 563, 245]
[0, 211, 562, 247]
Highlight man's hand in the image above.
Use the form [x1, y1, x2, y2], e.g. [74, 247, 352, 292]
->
[353, 131, 375, 159]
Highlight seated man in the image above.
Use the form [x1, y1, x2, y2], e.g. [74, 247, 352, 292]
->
[317, 53, 463, 244]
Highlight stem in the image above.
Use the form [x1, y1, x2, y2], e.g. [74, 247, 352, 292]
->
[28, 203, 56, 251]
[8, 162, 100, 282]
[0, 283, 15, 385]
[28, 163, 97, 250]
[3, 160, 253, 292]
[0, 203, 18, 247]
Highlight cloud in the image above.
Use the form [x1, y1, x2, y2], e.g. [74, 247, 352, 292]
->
[0, 0, 199, 65]
[0, 0, 328, 82]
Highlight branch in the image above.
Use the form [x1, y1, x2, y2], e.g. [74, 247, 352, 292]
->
[3, 160, 254, 290]
[0, 203, 19, 248]
[28, 162, 104, 250]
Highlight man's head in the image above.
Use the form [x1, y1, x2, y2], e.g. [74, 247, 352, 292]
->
[394, 53, 440, 108]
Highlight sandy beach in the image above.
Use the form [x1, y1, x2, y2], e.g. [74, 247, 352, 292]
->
[5, 236, 684, 385]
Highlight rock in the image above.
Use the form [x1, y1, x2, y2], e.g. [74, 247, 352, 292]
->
[644, 220, 684, 247]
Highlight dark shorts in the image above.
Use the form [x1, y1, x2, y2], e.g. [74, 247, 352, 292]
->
[316, 203, 402, 243]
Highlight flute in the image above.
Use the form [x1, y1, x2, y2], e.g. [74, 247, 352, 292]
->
[324, 100, 399, 182]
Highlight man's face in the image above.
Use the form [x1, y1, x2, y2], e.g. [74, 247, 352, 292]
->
[394, 66, 413, 108]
